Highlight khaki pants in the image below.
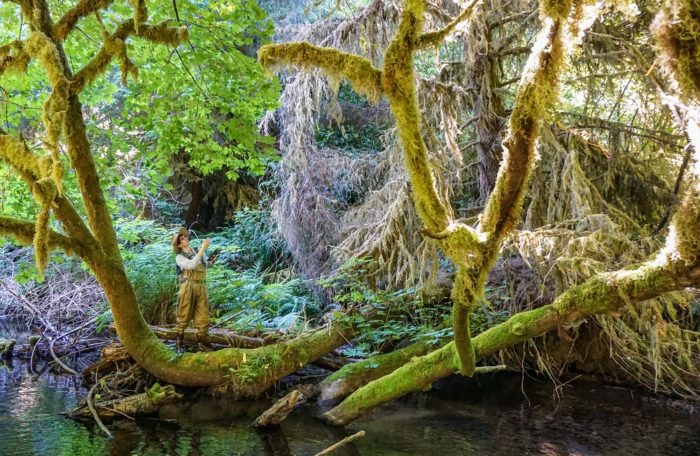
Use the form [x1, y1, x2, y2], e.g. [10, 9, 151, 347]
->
[175, 280, 209, 335]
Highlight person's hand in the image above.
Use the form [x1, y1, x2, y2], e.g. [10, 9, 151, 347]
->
[201, 238, 212, 250]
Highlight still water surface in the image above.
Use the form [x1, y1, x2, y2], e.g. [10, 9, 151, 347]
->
[1, 331, 699, 455]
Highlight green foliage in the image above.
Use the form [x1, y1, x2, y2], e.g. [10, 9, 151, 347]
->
[117, 219, 177, 324]
[315, 122, 384, 152]
[107, 0, 281, 181]
[114, 213, 319, 329]
[209, 208, 290, 271]
[0, 0, 281, 223]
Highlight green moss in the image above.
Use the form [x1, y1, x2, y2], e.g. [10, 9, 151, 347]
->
[651, 0, 700, 102]
[669, 186, 700, 265]
[480, 19, 565, 239]
[540, 0, 573, 20]
[137, 22, 189, 47]
[131, 0, 148, 33]
[0, 40, 30, 74]
[52, 0, 115, 41]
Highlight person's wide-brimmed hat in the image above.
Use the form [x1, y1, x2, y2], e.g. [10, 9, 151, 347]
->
[172, 227, 189, 252]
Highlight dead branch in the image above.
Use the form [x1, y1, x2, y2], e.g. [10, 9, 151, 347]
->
[314, 430, 366, 456]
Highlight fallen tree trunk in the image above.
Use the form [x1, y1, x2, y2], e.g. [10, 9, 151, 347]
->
[108, 324, 267, 348]
[67, 384, 183, 421]
[318, 340, 436, 404]
[322, 260, 698, 425]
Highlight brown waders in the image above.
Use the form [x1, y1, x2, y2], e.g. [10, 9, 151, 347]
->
[175, 261, 212, 353]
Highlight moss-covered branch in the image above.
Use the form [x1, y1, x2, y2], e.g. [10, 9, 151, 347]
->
[0, 216, 88, 258]
[72, 20, 188, 93]
[380, 0, 451, 233]
[258, 42, 383, 103]
[319, 340, 436, 404]
[0, 128, 99, 259]
[416, 0, 481, 49]
[324, 255, 693, 425]
[479, 4, 570, 242]
[52, 0, 115, 41]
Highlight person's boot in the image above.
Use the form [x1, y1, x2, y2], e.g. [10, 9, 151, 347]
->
[196, 333, 213, 352]
[175, 332, 185, 355]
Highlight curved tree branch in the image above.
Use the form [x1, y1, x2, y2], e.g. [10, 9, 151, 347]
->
[417, 0, 481, 49]
[258, 42, 383, 103]
[52, 0, 115, 41]
[0, 216, 88, 257]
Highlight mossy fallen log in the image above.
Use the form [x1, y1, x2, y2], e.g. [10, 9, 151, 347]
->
[318, 341, 435, 405]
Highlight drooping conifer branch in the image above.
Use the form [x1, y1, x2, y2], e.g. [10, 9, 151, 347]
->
[52, 0, 115, 41]
[258, 42, 383, 103]
[416, 0, 481, 49]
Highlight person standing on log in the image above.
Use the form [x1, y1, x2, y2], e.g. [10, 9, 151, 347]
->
[172, 227, 213, 354]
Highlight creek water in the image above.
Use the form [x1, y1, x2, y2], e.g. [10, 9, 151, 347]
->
[1, 323, 699, 455]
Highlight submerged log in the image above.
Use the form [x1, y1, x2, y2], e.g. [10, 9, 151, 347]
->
[68, 384, 183, 421]
[254, 384, 320, 427]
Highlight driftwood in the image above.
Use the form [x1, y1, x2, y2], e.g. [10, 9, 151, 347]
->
[314, 430, 366, 456]
[67, 384, 183, 421]
[254, 384, 320, 428]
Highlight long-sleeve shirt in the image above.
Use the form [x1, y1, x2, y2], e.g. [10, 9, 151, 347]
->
[176, 249, 208, 270]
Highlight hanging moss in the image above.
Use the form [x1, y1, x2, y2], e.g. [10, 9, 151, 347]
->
[131, 0, 148, 34]
[52, 0, 115, 41]
[651, 0, 700, 102]
[136, 22, 189, 47]
[0, 134, 44, 182]
[0, 40, 30, 75]
[540, 0, 574, 20]
[32, 177, 58, 279]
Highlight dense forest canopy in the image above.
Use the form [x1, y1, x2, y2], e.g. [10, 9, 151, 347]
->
[0, 0, 698, 428]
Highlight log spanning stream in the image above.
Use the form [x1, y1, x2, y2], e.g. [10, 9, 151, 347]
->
[1, 322, 699, 455]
